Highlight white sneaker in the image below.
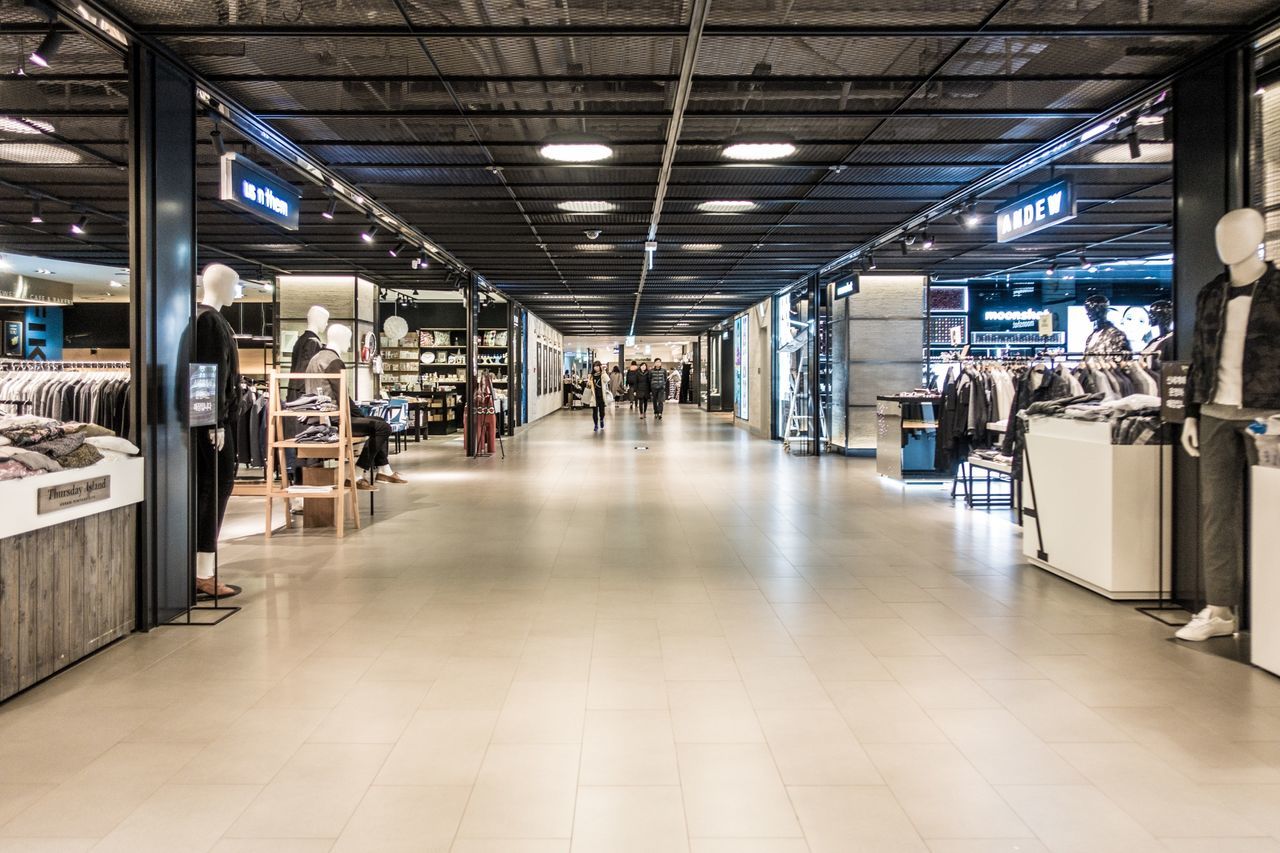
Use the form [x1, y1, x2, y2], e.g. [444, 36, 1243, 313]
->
[1174, 607, 1237, 642]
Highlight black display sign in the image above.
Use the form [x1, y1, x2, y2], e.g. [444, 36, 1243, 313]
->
[1160, 361, 1189, 424]
[219, 153, 301, 231]
[995, 178, 1076, 242]
[834, 278, 859, 299]
[189, 363, 218, 427]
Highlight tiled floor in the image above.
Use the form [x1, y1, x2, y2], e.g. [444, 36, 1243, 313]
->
[2, 404, 1280, 852]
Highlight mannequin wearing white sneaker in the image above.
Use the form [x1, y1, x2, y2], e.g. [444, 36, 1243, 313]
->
[1176, 208, 1280, 642]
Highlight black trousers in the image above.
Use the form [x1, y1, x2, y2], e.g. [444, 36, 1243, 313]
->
[638, 395, 649, 415]
[592, 398, 606, 427]
[351, 416, 391, 468]
[196, 425, 237, 553]
[651, 391, 665, 416]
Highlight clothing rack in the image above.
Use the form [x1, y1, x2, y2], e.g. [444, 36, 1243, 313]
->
[0, 360, 129, 370]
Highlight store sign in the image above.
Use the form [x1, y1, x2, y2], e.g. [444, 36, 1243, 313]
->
[834, 279, 859, 299]
[1160, 361, 1189, 424]
[189, 363, 218, 427]
[995, 178, 1076, 242]
[37, 475, 110, 514]
[219, 153, 301, 231]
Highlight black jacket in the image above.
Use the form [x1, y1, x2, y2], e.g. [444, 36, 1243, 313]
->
[649, 366, 668, 394]
[288, 330, 324, 401]
[635, 369, 652, 396]
[1187, 261, 1280, 417]
[624, 368, 640, 390]
[195, 304, 240, 425]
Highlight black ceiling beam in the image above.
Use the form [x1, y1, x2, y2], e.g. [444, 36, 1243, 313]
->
[282, 138, 1115, 148]
[193, 72, 1163, 84]
[138, 23, 1243, 37]
[252, 108, 1096, 120]
[322, 159, 1167, 170]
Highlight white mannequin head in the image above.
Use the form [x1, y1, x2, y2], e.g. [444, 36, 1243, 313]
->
[325, 323, 353, 355]
[1215, 207, 1266, 266]
[306, 305, 330, 337]
[199, 263, 239, 310]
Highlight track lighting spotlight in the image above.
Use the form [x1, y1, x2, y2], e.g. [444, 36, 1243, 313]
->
[70, 214, 87, 235]
[867, 253, 877, 270]
[30, 198, 42, 224]
[389, 241, 406, 258]
[1047, 263, 1057, 277]
[904, 232, 917, 246]
[322, 196, 337, 220]
[412, 250, 429, 270]
[361, 220, 379, 243]
[921, 232, 935, 250]
[210, 125, 226, 157]
[28, 25, 63, 69]
[1126, 128, 1142, 159]
[412, 288, 419, 296]
[899, 241, 908, 256]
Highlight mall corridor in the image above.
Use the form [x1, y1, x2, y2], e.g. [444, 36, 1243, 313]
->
[0, 406, 1278, 852]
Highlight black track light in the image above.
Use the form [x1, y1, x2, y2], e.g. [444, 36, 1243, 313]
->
[921, 231, 935, 250]
[904, 232, 917, 246]
[867, 253, 877, 270]
[322, 196, 337, 220]
[412, 250, 429, 270]
[1126, 128, 1142, 159]
[361, 220, 379, 243]
[70, 214, 87, 235]
[30, 198, 42, 224]
[210, 126, 226, 157]
[1047, 262, 1057, 277]
[29, 25, 63, 69]
[389, 241, 406, 258]
[899, 240, 908, 256]
[413, 288, 419, 296]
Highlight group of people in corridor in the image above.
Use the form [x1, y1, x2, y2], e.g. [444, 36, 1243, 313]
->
[582, 358, 671, 431]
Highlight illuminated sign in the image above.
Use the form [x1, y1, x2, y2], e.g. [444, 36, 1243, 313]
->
[984, 309, 1042, 322]
[834, 279, 859, 299]
[219, 153, 301, 231]
[995, 178, 1075, 243]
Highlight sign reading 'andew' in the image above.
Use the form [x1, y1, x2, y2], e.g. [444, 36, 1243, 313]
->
[995, 178, 1076, 243]
[219, 153, 301, 231]
[38, 475, 111, 514]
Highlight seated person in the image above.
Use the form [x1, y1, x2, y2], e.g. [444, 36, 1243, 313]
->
[305, 323, 407, 491]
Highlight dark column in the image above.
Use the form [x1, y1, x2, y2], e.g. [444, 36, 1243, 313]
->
[1171, 48, 1252, 610]
[129, 45, 197, 629]
[464, 271, 478, 457]
[807, 272, 822, 456]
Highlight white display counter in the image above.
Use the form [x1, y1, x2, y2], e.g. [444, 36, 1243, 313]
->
[1251, 465, 1280, 677]
[1021, 418, 1170, 599]
[0, 457, 144, 539]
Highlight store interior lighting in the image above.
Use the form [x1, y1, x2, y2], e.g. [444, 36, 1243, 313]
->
[361, 220, 379, 243]
[28, 25, 62, 69]
[321, 196, 337, 220]
[921, 232, 935, 250]
[558, 200, 616, 214]
[388, 241, 406, 258]
[70, 214, 87, 235]
[29, 198, 42, 224]
[721, 138, 797, 161]
[539, 137, 614, 163]
[697, 200, 756, 213]
[412, 250, 429, 270]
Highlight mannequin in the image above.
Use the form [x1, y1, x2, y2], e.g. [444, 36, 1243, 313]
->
[286, 306, 329, 511]
[1178, 207, 1280, 641]
[195, 263, 241, 599]
[1141, 299, 1174, 362]
[1082, 294, 1132, 355]
[304, 323, 406, 489]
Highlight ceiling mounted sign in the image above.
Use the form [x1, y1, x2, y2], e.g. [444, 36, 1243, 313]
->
[219, 153, 301, 232]
[995, 178, 1076, 243]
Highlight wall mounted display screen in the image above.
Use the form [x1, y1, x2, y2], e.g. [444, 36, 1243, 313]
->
[734, 314, 749, 419]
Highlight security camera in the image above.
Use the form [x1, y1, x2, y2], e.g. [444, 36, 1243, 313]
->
[584, 230, 602, 240]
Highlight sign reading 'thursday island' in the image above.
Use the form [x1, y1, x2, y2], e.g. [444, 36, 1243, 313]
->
[995, 178, 1077, 243]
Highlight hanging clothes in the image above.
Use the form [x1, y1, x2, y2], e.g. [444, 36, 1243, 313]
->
[0, 368, 131, 434]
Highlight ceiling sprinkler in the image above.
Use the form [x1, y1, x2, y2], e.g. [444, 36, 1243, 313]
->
[584, 230, 602, 240]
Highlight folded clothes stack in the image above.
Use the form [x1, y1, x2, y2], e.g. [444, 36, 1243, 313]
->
[284, 394, 338, 412]
[295, 424, 339, 443]
[0, 414, 140, 479]
[1025, 393, 1164, 446]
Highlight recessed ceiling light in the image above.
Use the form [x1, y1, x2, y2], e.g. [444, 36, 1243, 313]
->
[0, 143, 82, 164]
[540, 136, 614, 163]
[722, 137, 796, 161]
[575, 243, 615, 251]
[0, 117, 55, 135]
[681, 243, 722, 251]
[588, 275, 616, 280]
[558, 200, 616, 214]
[108, 280, 123, 288]
[34, 268, 53, 275]
[698, 200, 756, 213]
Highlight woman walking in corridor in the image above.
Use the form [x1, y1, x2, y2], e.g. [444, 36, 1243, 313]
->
[650, 358, 669, 421]
[586, 362, 607, 431]
[635, 361, 652, 419]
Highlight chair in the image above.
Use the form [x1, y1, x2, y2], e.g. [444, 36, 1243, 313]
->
[383, 398, 411, 453]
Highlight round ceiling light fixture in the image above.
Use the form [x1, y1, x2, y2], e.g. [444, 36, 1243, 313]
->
[0, 143, 81, 165]
[558, 200, 616, 214]
[697, 200, 756, 213]
[721, 135, 796, 161]
[539, 135, 614, 163]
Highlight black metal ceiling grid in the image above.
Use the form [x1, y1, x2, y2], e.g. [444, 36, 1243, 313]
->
[4, 1, 1277, 333]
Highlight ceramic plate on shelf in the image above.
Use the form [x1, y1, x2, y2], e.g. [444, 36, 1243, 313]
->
[420, 351, 436, 365]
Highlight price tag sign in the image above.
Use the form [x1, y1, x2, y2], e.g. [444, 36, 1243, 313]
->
[1038, 312, 1054, 336]
[1160, 361, 1189, 424]
[189, 363, 218, 427]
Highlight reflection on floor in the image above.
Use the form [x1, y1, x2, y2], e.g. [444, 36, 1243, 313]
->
[2, 404, 1279, 853]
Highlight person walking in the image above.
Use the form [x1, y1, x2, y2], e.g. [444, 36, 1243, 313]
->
[635, 361, 652, 419]
[650, 358, 669, 420]
[624, 360, 640, 410]
[608, 365, 625, 410]
[586, 362, 607, 431]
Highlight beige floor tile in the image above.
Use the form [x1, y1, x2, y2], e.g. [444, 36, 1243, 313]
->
[929, 709, 1086, 785]
[580, 709, 680, 786]
[450, 843, 569, 853]
[825, 682, 949, 744]
[88, 784, 260, 853]
[788, 786, 926, 853]
[0, 841, 98, 852]
[668, 682, 764, 743]
[456, 744, 580, 839]
[689, 843, 810, 853]
[492, 682, 587, 744]
[224, 782, 369, 839]
[273, 743, 391, 788]
[331, 786, 470, 853]
[997, 784, 1164, 853]
[375, 710, 498, 787]
[209, 840, 335, 853]
[756, 708, 882, 786]
[678, 743, 802, 839]
[571, 786, 688, 853]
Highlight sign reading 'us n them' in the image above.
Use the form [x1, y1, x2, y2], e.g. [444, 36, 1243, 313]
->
[995, 178, 1076, 243]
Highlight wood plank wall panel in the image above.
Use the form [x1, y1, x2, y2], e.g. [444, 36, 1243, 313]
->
[0, 505, 137, 702]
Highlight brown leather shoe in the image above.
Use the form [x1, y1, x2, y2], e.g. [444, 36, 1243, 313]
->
[376, 472, 408, 484]
[352, 478, 378, 491]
